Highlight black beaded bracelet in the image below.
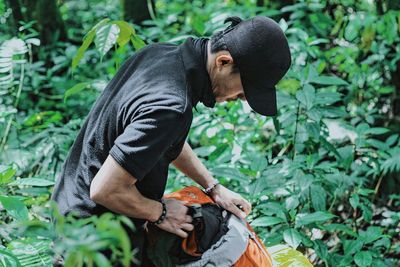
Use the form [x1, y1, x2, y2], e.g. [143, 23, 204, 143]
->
[149, 198, 167, 225]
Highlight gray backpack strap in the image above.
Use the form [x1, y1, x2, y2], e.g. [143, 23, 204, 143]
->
[178, 215, 249, 267]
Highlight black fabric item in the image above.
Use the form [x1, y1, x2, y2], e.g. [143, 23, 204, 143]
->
[174, 204, 231, 264]
[146, 204, 231, 266]
[188, 203, 230, 255]
[50, 36, 215, 263]
[222, 16, 292, 116]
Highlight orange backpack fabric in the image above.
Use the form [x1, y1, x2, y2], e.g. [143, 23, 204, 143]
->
[164, 186, 273, 267]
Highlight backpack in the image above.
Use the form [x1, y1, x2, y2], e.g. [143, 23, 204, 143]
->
[146, 186, 273, 267]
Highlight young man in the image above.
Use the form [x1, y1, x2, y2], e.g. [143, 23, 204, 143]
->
[51, 16, 291, 266]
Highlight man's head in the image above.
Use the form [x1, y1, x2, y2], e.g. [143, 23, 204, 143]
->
[206, 16, 292, 116]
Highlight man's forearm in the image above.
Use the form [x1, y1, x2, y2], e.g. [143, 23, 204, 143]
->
[92, 183, 162, 222]
[172, 141, 216, 189]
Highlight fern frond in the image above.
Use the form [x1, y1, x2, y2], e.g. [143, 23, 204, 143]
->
[0, 38, 28, 90]
[381, 148, 400, 175]
[7, 239, 53, 267]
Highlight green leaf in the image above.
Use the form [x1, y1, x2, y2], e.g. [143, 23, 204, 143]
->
[93, 252, 112, 267]
[349, 194, 359, 209]
[71, 18, 111, 69]
[130, 34, 146, 50]
[314, 91, 342, 105]
[90, 18, 111, 32]
[320, 136, 342, 159]
[114, 21, 135, 47]
[283, 229, 302, 249]
[345, 17, 361, 41]
[0, 248, 22, 267]
[343, 239, 364, 256]
[363, 127, 390, 135]
[251, 216, 285, 227]
[381, 148, 400, 174]
[268, 245, 313, 267]
[354, 251, 372, 267]
[322, 223, 357, 237]
[272, 116, 281, 133]
[0, 166, 16, 185]
[296, 84, 315, 110]
[22, 111, 62, 128]
[337, 145, 354, 170]
[373, 237, 391, 249]
[357, 188, 375, 196]
[310, 184, 326, 211]
[72, 30, 96, 70]
[7, 239, 52, 267]
[191, 16, 206, 35]
[276, 78, 301, 94]
[0, 195, 29, 221]
[366, 139, 388, 150]
[285, 195, 300, 210]
[295, 211, 335, 227]
[306, 108, 322, 122]
[95, 23, 120, 59]
[8, 178, 54, 187]
[385, 134, 399, 146]
[360, 204, 372, 222]
[314, 240, 329, 261]
[64, 82, 91, 102]
[309, 75, 348, 85]
[211, 167, 248, 181]
[358, 227, 383, 244]
[378, 86, 394, 94]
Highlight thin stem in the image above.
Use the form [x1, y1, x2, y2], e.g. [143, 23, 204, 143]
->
[292, 102, 301, 160]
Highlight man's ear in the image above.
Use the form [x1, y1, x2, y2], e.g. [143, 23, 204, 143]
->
[216, 54, 234, 69]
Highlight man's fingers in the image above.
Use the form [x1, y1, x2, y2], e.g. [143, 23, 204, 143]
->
[181, 223, 194, 232]
[233, 199, 252, 215]
[241, 199, 252, 215]
[175, 229, 189, 239]
[229, 203, 246, 219]
[185, 215, 193, 223]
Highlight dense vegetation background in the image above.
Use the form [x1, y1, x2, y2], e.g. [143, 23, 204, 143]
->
[0, 0, 399, 266]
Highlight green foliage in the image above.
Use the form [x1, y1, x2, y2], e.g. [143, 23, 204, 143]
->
[0, 163, 137, 266]
[269, 244, 313, 266]
[72, 19, 145, 70]
[6, 239, 53, 266]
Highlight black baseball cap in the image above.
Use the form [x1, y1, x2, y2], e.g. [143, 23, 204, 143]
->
[222, 16, 292, 116]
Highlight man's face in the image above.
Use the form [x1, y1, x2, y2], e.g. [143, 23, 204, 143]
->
[209, 53, 246, 103]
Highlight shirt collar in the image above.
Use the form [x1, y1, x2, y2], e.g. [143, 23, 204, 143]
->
[179, 37, 216, 110]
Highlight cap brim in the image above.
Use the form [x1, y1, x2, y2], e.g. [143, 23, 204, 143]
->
[242, 77, 277, 116]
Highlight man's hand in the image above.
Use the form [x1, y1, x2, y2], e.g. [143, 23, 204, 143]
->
[155, 199, 194, 238]
[171, 142, 251, 219]
[210, 184, 252, 219]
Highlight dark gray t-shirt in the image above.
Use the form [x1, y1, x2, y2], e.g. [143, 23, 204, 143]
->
[50, 37, 215, 226]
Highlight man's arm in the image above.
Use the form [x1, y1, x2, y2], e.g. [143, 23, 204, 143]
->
[90, 154, 193, 238]
[171, 141, 216, 189]
[172, 141, 252, 219]
[90, 155, 162, 221]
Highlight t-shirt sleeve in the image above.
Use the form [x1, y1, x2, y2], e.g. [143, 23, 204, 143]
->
[109, 108, 184, 181]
